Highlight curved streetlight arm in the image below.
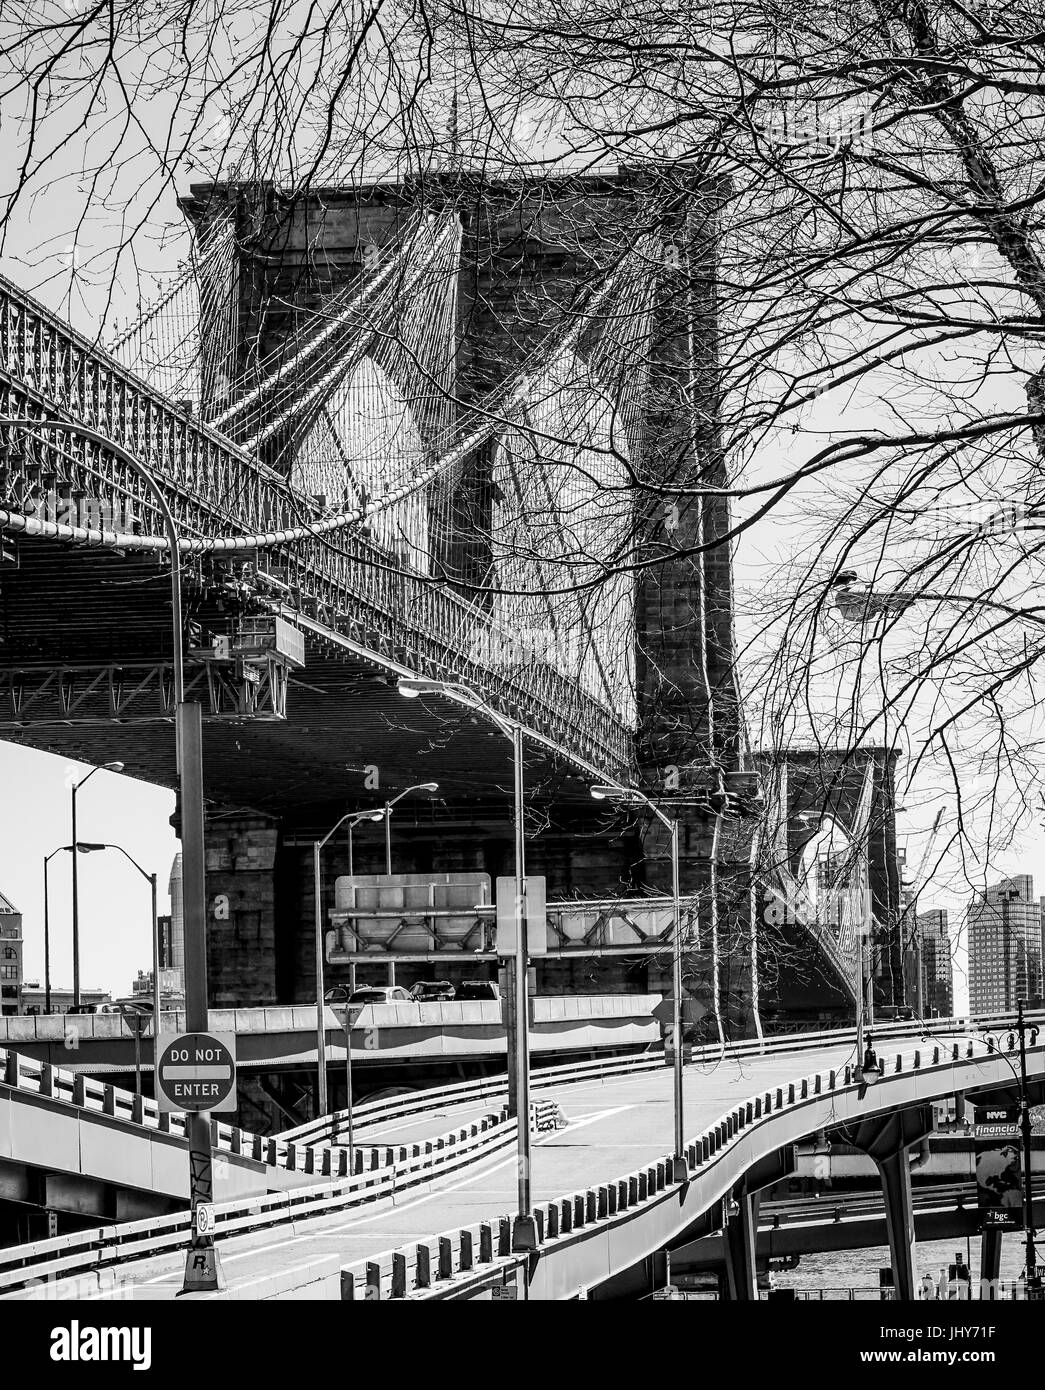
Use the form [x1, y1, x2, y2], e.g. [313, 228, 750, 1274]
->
[833, 579, 1045, 631]
[73, 765, 104, 795]
[592, 780, 672, 833]
[312, 806, 387, 1117]
[590, 779, 686, 1172]
[93, 841, 151, 884]
[317, 807, 385, 855]
[384, 782, 441, 812]
[403, 678, 518, 745]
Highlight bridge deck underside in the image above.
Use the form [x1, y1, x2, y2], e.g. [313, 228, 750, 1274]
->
[0, 541, 596, 817]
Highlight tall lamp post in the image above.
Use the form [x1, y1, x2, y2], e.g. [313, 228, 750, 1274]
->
[381, 782, 439, 986]
[0, 417, 219, 1291]
[43, 843, 105, 1014]
[591, 783, 688, 1183]
[383, 783, 441, 875]
[397, 678, 535, 1251]
[70, 762, 124, 1008]
[312, 808, 384, 1117]
[88, 843, 160, 1053]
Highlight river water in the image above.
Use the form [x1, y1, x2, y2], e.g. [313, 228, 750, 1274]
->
[772, 1235, 1035, 1297]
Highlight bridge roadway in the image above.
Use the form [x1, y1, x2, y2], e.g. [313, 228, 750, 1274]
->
[0, 996, 659, 1077]
[81, 1042, 861, 1299]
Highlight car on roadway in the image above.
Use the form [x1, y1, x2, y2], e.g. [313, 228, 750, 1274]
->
[346, 985, 414, 1004]
[114, 997, 153, 1014]
[410, 980, 456, 1002]
[455, 980, 500, 1002]
[324, 985, 351, 1003]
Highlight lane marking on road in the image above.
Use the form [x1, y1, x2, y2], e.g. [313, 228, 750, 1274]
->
[116, 1103, 635, 1294]
[221, 1104, 637, 1293]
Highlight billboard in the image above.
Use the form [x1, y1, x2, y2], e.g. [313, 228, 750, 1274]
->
[974, 1105, 1024, 1230]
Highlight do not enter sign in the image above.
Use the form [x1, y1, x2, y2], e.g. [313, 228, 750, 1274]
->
[156, 1032, 237, 1113]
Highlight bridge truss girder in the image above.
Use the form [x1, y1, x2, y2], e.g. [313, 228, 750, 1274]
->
[0, 657, 291, 725]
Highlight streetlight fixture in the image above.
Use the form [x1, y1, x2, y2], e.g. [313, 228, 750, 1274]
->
[312, 808, 384, 1117]
[381, 782, 439, 986]
[383, 782, 440, 873]
[397, 676, 536, 1251]
[829, 570, 1045, 628]
[592, 783, 688, 1184]
[43, 843, 105, 1014]
[346, 807, 387, 877]
[0, 417, 218, 1291]
[70, 762, 124, 1008]
[86, 843, 160, 1056]
[858, 1032, 881, 1084]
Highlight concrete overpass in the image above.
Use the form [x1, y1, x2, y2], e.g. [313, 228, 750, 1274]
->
[0, 995, 659, 1075]
[0, 994, 661, 1131]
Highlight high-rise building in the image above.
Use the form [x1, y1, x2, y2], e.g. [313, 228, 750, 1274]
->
[966, 876, 1043, 1015]
[167, 852, 185, 986]
[0, 889, 23, 1016]
[915, 908, 953, 1018]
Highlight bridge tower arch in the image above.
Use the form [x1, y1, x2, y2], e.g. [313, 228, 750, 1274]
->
[174, 169, 746, 1048]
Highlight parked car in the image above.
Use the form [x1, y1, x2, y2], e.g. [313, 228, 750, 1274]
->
[347, 985, 413, 1004]
[455, 980, 500, 1002]
[410, 980, 456, 1002]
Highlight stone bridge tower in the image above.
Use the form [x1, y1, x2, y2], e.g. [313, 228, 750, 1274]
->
[179, 169, 747, 1034]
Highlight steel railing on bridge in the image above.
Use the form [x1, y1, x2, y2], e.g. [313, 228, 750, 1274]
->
[339, 1014, 1045, 1301]
[0, 271, 632, 771]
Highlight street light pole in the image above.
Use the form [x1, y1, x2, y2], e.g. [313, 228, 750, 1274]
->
[592, 782, 687, 1182]
[84, 842, 161, 1087]
[313, 808, 385, 1118]
[43, 843, 107, 1014]
[669, 816, 684, 1166]
[69, 761, 123, 1008]
[509, 720, 533, 1245]
[0, 417, 220, 1292]
[396, 678, 535, 1248]
[313, 835, 328, 1119]
[42, 850, 62, 1016]
[381, 783, 439, 988]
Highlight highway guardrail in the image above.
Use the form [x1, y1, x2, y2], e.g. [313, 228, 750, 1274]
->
[0, 1107, 515, 1296]
[338, 1024, 1045, 1300]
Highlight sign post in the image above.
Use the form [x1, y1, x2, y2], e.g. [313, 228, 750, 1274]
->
[332, 1004, 365, 1174]
[155, 1028, 236, 1293]
[494, 875, 546, 956]
[652, 996, 707, 1062]
[119, 1004, 151, 1097]
[974, 1105, 1024, 1232]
